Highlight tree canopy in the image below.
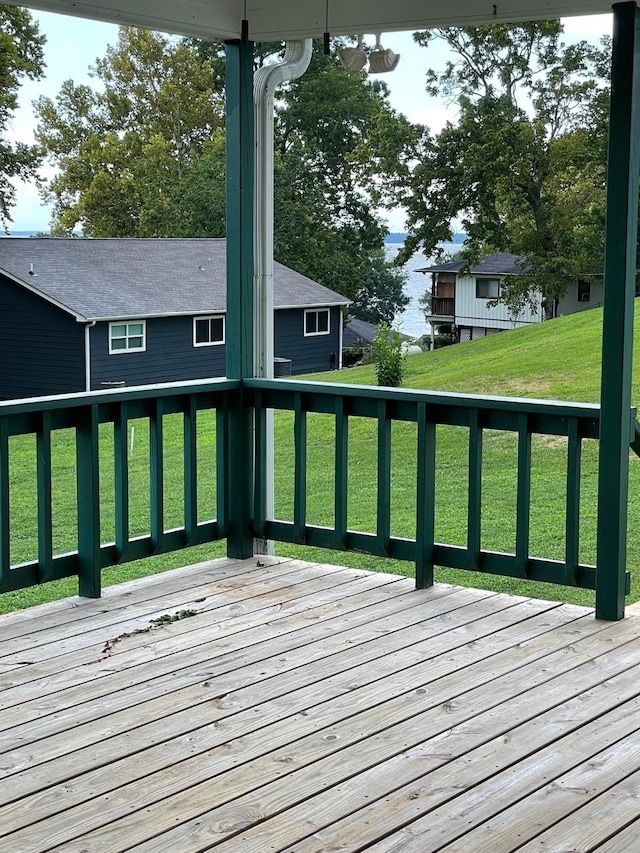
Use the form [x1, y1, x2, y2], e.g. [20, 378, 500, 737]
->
[35, 31, 417, 323]
[401, 21, 610, 314]
[0, 7, 45, 227]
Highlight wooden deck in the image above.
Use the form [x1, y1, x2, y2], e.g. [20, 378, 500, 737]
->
[1, 558, 640, 852]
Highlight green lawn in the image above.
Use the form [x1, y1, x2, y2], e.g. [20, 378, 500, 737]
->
[279, 303, 640, 607]
[1, 302, 638, 613]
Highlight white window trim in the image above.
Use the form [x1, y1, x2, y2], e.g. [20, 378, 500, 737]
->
[475, 277, 501, 300]
[193, 314, 226, 347]
[304, 307, 331, 337]
[109, 320, 147, 355]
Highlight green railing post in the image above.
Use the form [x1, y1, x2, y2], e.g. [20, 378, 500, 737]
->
[377, 400, 391, 555]
[335, 397, 349, 549]
[467, 409, 483, 570]
[0, 418, 9, 588]
[76, 405, 101, 598]
[225, 39, 255, 559]
[515, 413, 531, 578]
[36, 411, 53, 581]
[416, 403, 435, 588]
[150, 399, 164, 551]
[114, 403, 129, 557]
[596, 2, 640, 620]
[183, 396, 198, 540]
[565, 417, 581, 587]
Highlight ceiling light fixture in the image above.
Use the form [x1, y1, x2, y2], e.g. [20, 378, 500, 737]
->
[368, 33, 400, 73]
[337, 35, 367, 72]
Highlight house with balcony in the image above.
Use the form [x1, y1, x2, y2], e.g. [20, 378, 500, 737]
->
[418, 252, 604, 343]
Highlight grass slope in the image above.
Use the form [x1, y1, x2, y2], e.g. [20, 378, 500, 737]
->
[309, 306, 608, 403]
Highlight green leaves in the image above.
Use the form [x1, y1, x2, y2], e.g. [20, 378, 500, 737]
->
[373, 324, 404, 387]
[36, 33, 416, 322]
[35, 27, 224, 236]
[0, 7, 45, 226]
[405, 22, 610, 305]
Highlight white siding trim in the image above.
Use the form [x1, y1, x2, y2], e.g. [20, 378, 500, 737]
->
[108, 320, 147, 354]
[304, 307, 331, 337]
[193, 314, 226, 347]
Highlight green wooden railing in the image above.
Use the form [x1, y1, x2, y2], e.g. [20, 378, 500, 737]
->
[0, 377, 633, 600]
[0, 379, 237, 596]
[248, 379, 631, 594]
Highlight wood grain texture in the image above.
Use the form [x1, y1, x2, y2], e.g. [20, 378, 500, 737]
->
[0, 557, 639, 853]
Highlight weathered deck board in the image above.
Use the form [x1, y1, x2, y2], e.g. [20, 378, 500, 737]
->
[0, 556, 639, 853]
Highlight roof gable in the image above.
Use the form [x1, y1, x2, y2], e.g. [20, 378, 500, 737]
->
[0, 238, 349, 321]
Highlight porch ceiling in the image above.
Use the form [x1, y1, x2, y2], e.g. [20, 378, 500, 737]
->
[3, 0, 616, 41]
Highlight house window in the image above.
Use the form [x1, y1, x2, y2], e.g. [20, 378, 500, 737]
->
[194, 315, 225, 347]
[476, 278, 500, 299]
[578, 280, 591, 302]
[304, 308, 330, 336]
[109, 321, 146, 354]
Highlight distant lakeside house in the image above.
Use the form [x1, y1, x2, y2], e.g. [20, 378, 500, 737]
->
[0, 238, 349, 399]
[417, 252, 603, 344]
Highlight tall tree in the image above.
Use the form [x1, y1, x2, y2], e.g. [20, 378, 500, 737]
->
[401, 22, 610, 314]
[35, 26, 224, 236]
[271, 42, 413, 317]
[35, 34, 416, 321]
[0, 6, 45, 227]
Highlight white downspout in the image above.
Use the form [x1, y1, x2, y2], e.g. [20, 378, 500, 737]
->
[253, 39, 313, 555]
[84, 321, 96, 392]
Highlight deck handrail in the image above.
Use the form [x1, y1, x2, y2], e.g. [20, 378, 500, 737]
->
[247, 378, 632, 594]
[0, 377, 635, 602]
[0, 378, 239, 596]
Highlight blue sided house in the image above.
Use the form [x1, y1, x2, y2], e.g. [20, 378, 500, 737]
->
[0, 238, 350, 399]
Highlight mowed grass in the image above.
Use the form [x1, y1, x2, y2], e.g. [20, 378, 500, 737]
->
[280, 303, 639, 606]
[1, 301, 638, 613]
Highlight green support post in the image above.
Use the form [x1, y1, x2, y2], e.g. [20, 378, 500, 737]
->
[225, 39, 255, 559]
[595, 2, 640, 620]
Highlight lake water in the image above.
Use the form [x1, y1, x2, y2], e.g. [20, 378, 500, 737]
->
[386, 241, 459, 338]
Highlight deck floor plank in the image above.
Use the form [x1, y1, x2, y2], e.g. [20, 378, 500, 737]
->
[0, 554, 247, 641]
[445, 737, 640, 853]
[0, 557, 639, 853]
[0, 591, 545, 778]
[1, 602, 588, 850]
[513, 765, 640, 853]
[96, 622, 640, 853]
[0, 561, 408, 688]
[0, 568, 446, 732]
[0, 584, 480, 751]
[0, 558, 366, 663]
[0, 598, 603, 812]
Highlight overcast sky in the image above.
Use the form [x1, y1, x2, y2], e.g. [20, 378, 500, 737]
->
[7, 11, 613, 233]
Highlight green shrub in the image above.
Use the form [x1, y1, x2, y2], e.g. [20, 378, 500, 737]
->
[373, 324, 404, 387]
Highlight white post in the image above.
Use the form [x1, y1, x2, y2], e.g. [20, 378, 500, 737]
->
[253, 40, 313, 555]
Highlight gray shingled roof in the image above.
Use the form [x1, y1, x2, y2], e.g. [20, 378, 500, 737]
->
[0, 238, 350, 321]
[343, 318, 379, 348]
[415, 252, 527, 276]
